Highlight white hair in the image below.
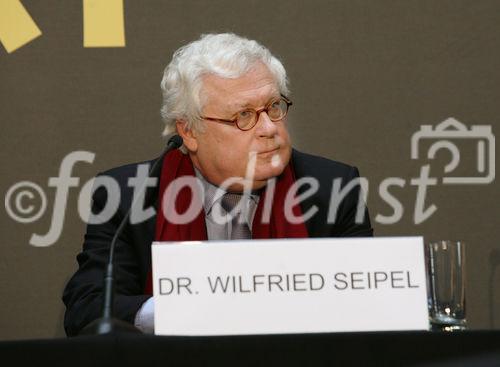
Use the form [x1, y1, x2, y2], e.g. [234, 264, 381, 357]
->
[160, 33, 290, 138]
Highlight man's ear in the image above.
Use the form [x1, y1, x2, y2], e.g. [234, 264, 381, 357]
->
[176, 120, 198, 152]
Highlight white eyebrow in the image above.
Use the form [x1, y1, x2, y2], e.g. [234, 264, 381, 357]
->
[230, 94, 281, 111]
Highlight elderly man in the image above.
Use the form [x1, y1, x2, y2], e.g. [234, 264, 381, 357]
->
[63, 33, 373, 336]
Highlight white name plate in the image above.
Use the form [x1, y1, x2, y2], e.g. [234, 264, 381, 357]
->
[152, 237, 428, 336]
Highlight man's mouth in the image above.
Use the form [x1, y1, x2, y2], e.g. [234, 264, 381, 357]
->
[259, 147, 280, 155]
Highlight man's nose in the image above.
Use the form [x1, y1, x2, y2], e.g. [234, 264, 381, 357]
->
[255, 111, 278, 137]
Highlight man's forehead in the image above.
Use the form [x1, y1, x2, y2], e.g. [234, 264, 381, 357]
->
[201, 64, 280, 111]
[225, 86, 280, 109]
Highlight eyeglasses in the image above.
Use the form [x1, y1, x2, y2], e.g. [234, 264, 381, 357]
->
[200, 95, 293, 131]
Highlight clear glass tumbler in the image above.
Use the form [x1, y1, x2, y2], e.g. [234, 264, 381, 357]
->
[427, 240, 467, 332]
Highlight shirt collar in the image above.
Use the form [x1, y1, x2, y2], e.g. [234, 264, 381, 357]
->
[194, 168, 259, 215]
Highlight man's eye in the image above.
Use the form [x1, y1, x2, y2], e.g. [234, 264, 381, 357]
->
[238, 110, 253, 119]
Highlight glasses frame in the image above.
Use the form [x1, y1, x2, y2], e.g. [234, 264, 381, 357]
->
[200, 94, 293, 131]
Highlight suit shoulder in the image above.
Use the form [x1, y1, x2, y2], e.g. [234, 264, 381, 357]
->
[90, 158, 158, 208]
[292, 149, 357, 179]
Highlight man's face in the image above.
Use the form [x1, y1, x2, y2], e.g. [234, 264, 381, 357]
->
[179, 62, 292, 191]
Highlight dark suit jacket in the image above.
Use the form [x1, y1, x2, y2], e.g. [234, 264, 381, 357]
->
[62, 149, 373, 336]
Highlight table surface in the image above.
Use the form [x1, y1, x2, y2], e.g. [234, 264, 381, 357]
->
[1, 330, 500, 367]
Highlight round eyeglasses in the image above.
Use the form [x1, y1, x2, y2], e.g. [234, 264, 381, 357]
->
[200, 95, 293, 131]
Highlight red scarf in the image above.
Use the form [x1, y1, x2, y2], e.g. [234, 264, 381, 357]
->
[144, 149, 308, 294]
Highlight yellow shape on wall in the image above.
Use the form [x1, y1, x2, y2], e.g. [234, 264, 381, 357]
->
[0, 0, 42, 53]
[83, 0, 125, 47]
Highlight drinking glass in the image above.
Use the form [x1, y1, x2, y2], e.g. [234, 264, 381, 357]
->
[427, 240, 467, 331]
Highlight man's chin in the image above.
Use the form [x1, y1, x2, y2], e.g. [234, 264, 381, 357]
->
[225, 166, 285, 192]
[227, 150, 291, 191]
[253, 163, 287, 182]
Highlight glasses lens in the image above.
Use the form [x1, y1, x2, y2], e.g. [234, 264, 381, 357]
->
[236, 110, 257, 130]
[267, 99, 288, 121]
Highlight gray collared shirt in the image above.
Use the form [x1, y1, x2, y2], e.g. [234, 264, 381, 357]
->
[194, 169, 260, 240]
